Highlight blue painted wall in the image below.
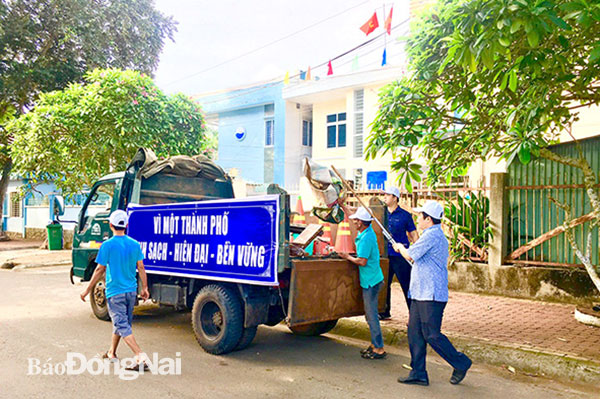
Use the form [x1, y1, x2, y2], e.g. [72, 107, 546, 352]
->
[199, 82, 286, 185]
[218, 106, 266, 183]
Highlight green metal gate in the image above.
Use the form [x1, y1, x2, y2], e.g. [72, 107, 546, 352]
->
[506, 136, 600, 267]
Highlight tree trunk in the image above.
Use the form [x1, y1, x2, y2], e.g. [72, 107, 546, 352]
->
[508, 211, 595, 260]
[0, 157, 13, 236]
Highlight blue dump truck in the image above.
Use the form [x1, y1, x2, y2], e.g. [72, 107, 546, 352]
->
[67, 149, 388, 354]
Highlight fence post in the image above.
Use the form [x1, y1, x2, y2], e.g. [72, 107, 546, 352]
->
[489, 172, 508, 267]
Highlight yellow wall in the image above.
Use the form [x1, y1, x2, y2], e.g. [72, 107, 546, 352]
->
[466, 104, 600, 188]
[311, 83, 401, 187]
[561, 104, 600, 142]
[312, 98, 347, 161]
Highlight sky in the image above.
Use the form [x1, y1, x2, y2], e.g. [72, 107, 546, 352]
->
[153, 0, 410, 96]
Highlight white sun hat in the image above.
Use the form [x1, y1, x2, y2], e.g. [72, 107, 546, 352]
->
[414, 200, 444, 220]
[109, 210, 128, 228]
[383, 186, 400, 198]
[349, 206, 373, 222]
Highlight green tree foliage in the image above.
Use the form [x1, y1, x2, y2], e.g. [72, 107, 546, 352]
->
[0, 0, 175, 232]
[0, 0, 175, 117]
[9, 69, 212, 195]
[368, 0, 600, 186]
[367, 0, 600, 291]
[444, 192, 492, 262]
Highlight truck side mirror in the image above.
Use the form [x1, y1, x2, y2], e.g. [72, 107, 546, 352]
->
[52, 195, 65, 217]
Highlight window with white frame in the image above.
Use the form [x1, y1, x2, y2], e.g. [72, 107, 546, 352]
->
[265, 119, 274, 146]
[302, 120, 313, 146]
[353, 89, 364, 157]
[9, 192, 21, 218]
[265, 104, 275, 146]
[326, 112, 346, 148]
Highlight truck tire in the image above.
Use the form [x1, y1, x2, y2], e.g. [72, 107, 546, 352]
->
[289, 319, 338, 336]
[192, 284, 244, 355]
[90, 279, 110, 321]
[234, 327, 258, 351]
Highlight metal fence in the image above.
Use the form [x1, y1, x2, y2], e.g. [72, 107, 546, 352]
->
[506, 136, 600, 268]
[506, 183, 599, 267]
[351, 183, 490, 262]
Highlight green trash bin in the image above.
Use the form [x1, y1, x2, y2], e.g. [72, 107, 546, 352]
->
[47, 223, 63, 250]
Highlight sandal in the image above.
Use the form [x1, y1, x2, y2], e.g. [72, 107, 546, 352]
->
[101, 351, 118, 362]
[360, 346, 373, 355]
[361, 350, 387, 360]
[125, 362, 149, 371]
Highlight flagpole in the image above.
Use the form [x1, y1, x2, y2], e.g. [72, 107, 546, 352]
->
[383, 3, 387, 51]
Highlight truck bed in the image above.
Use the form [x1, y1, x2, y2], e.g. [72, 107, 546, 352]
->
[139, 173, 234, 205]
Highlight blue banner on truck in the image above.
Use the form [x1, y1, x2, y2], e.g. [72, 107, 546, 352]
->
[127, 195, 280, 286]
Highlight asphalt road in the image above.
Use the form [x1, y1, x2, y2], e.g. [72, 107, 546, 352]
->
[0, 265, 594, 399]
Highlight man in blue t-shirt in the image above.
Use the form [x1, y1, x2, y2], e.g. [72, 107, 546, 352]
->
[338, 206, 386, 360]
[80, 209, 150, 370]
[380, 187, 418, 320]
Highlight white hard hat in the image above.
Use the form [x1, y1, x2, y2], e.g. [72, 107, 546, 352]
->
[349, 206, 373, 222]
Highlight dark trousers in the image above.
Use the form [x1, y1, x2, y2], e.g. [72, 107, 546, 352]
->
[381, 255, 412, 316]
[407, 300, 472, 380]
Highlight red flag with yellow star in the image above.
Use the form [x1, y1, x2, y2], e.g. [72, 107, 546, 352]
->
[360, 12, 379, 36]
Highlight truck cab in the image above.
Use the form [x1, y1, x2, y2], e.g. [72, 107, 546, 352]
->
[72, 154, 235, 282]
[72, 172, 125, 281]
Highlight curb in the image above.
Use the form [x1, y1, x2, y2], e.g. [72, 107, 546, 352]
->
[10, 260, 72, 270]
[331, 318, 600, 385]
[0, 245, 42, 251]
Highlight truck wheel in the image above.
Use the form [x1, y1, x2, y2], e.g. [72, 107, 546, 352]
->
[234, 327, 257, 351]
[192, 284, 244, 355]
[90, 279, 110, 321]
[289, 319, 338, 336]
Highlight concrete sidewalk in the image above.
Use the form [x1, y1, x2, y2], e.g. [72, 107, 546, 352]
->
[332, 284, 600, 385]
[0, 238, 44, 251]
[0, 239, 71, 270]
[0, 246, 71, 270]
